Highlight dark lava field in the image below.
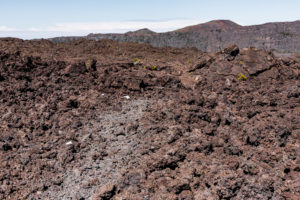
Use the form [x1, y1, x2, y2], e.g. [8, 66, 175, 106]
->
[0, 38, 299, 199]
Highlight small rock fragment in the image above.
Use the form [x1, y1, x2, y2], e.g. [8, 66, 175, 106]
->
[222, 44, 240, 60]
[124, 95, 130, 100]
[92, 183, 116, 200]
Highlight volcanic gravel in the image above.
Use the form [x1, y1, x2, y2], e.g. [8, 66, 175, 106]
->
[0, 38, 299, 200]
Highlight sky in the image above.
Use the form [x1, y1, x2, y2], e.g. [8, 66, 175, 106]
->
[0, 0, 299, 39]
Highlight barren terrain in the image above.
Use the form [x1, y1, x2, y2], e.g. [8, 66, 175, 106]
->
[50, 20, 300, 53]
[0, 38, 299, 199]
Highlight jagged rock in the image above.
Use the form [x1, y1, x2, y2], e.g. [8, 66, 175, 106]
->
[238, 48, 276, 76]
[0, 73, 4, 81]
[0, 37, 299, 200]
[63, 63, 87, 76]
[222, 44, 240, 60]
[92, 184, 116, 200]
[188, 54, 214, 72]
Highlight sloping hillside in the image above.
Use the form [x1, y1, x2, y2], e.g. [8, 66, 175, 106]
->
[49, 20, 300, 53]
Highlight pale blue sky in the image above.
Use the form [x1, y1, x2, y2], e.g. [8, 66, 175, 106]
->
[0, 0, 299, 39]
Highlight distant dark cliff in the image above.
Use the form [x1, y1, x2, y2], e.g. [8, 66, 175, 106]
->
[49, 20, 300, 53]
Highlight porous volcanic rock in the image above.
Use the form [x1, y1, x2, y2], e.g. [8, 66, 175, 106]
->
[0, 39, 299, 200]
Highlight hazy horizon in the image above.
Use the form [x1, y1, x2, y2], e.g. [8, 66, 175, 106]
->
[1, 0, 300, 39]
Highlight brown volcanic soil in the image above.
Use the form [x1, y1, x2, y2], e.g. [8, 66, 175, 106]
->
[0, 38, 299, 200]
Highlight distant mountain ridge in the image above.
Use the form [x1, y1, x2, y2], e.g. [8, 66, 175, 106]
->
[49, 20, 300, 53]
[175, 20, 242, 32]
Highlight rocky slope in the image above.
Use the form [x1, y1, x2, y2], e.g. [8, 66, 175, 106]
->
[49, 20, 300, 53]
[0, 38, 299, 199]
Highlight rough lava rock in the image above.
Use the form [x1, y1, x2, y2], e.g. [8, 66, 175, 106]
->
[0, 39, 299, 200]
